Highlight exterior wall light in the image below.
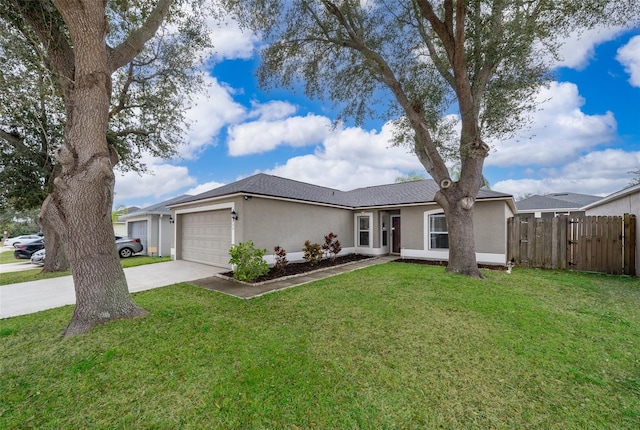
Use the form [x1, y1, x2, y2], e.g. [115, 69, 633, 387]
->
[169, 215, 175, 224]
[231, 210, 238, 221]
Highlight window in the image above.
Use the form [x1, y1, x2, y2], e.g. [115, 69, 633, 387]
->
[358, 215, 370, 246]
[382, 221, 388, 247]
[429, 213, 448, 249]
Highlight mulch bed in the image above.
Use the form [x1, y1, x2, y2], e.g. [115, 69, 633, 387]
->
[221, 254, 372, 283]
[393, 258, 508, 271]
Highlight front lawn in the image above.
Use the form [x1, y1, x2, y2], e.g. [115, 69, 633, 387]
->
[1, 263, 639, 428]
[0, 255, 171, 286]
[0, 250, 18, 264]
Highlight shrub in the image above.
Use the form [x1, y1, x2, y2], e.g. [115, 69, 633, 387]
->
[228, 241, 269, 281]
[302, 240, 323, 266]
[273, 245, 288, 273]
[322, 232, 342, 260]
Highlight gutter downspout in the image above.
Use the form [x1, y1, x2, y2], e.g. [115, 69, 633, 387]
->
[159, 214, 163, 257]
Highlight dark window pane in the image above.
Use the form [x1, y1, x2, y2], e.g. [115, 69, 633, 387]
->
[430, 233, 449, 249]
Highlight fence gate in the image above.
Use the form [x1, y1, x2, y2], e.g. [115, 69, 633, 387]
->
[507, 214, 636, 276]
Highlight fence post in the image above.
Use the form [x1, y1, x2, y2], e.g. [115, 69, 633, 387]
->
[624, 213, 637, 276]
[558, 215, 568, 270]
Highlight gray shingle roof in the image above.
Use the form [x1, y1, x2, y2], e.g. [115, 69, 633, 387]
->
[174, 173, 512, 208]
[515, 192, 601, 211]
[120, 195, 190, 219]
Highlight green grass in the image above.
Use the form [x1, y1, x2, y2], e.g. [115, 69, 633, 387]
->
[0, 255, 171, 286]
[1, 263, 639, 428]
[0, 250, 17, 264]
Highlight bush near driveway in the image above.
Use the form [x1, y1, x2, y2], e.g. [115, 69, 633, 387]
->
[1, 264, 639, 428]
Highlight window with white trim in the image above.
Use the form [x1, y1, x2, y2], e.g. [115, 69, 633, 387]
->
[429, 213, 449, 249]
[357, 215, 370, 246]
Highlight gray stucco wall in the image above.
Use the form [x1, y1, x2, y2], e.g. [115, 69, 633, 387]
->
[397, 205, 432, 250]
[150, 216, 159, 255]
[159, 215, 173, 257]
[171, 194, 512, 263]
[473, 200, 512, 254]
[240, 197, 354, 253]
[392, 200, 511, 254]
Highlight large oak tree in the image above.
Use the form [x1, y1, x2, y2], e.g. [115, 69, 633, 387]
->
[1, 1, 209, 273]
[227, 0, 639, 277]
[2, 0, 212, 335]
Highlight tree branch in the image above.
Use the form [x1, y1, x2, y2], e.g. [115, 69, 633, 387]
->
[9, 0, 75, 99]
[112, 129, 154, 137]
[109, 0, 175, 72]
[0, 129, 29, 152]
[110, 62, 136, 119]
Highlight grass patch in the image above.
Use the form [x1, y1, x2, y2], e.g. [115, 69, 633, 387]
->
[1, 263, 639, 428]
[0, 255, 171, 286]
[0, 250, 19, 264]
[120, 255, 171, 268]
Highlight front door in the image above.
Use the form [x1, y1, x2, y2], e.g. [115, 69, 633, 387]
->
[392, 216, 401, 254]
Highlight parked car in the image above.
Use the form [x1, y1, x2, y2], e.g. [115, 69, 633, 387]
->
[31, 249, 46, 266]
[115, 236, 144, 258]
[27, 237, 143, 264]
[4, 234, 42, 247]
[14, 239, 45, 259]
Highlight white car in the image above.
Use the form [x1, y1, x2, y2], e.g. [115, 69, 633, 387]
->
[31, 249, 46, 266]
[4, 234, 42, 247]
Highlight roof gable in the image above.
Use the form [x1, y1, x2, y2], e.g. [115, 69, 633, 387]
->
[582, 183, 640, 210]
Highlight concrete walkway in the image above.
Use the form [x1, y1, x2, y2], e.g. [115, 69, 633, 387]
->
[192, 256, 396, 299]
[0, 256, 396, 319]
[0, 260, 223, 319]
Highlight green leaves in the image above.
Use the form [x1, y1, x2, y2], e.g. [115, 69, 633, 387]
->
[228, 241, 270, 281]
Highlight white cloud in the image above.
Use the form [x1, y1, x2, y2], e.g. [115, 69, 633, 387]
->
[493, 148, 640, 198]
[555, 26, 627, 69]
[114, 163, 197, 203]
[206, 17, 259, 61]
[182, 75, 246, 158]
[487, 82, 617, 167]
[185, 181, 226, 196]
[227, 114, 333, 156]
[617, 35, 640, 87]
[261, 121, 424, 190]
[248, 100, 299, 121]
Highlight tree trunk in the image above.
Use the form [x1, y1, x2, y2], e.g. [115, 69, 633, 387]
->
[46, 1, 147, 336]
[435, 184, 484, 279]
[38, 205, 69, 272]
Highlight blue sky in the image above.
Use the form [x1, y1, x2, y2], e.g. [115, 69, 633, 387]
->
[113, 18, 640, 209]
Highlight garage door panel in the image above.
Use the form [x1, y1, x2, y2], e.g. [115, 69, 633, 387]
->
[128, 221, 148, 255]
[181, 210, 231, 268]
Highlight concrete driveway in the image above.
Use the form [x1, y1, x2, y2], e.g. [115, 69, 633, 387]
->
[0, 260, 224, 319]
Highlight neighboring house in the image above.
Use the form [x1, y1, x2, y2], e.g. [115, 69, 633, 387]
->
[582, 183, 640, 274]
[113, 206, 140, 236]
[168, 173, 516, 269]
[119, 196, 189, 257]
[516, 192, 601, 218]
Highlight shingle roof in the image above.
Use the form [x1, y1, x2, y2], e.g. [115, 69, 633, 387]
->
[173, 173, 512, 208]
[515, 192, 601, 211]
[120, 195, 190, 219]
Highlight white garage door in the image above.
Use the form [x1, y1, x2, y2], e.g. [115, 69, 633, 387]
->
[181, 210, 232, 268]
[128, 221, 148, 254]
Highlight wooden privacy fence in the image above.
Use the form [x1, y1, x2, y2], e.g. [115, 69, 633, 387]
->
[507, 214, 636, 276]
